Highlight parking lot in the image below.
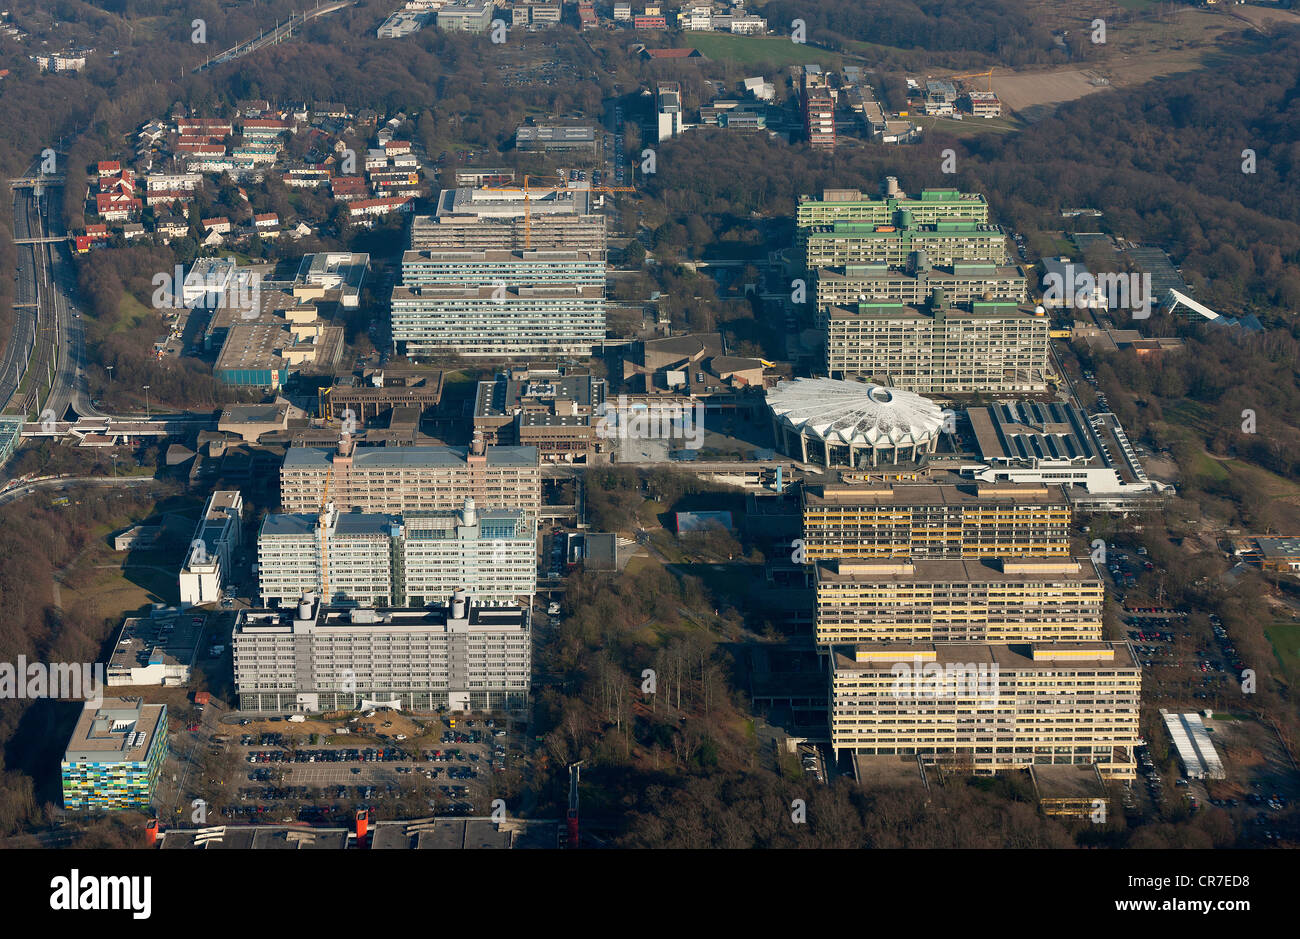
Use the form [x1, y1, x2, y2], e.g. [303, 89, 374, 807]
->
[186, 715, 532, 823]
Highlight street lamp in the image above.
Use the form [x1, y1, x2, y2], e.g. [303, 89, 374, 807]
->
[143, 385, 150, 418]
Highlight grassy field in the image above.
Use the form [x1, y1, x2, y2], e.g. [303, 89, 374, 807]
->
[921, 113, 1024, 138]
[1265, 622, 1300, 688]
[113, 292, 156, 334]
[58, 538, 182, 619]
[688, 33, 841, 69]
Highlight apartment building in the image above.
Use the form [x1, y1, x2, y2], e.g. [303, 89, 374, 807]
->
[233, 591, 530, 713]
[656, 81, 683, 142]
[829, 642, 1140, 779]
[796, 178, 989, 230]
[390, 283, 605, 357]
[802, 67, 836, 151]
[814, 557, 1104, 644]
[279, 436, 541, 516]
[179, 490, 243, 607]
[825, 301, 1050, 393]
[414, 186, 606, 252]
[805, 222, 1008, 270]
[61, 698, 169, 811]
[258, 498, 537, 606]
[800, 481, 1072, 561]
[813, 263, 1025, 324]
[400, 248, 605, 289]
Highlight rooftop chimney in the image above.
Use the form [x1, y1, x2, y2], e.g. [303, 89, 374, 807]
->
[460, 496, 477, 527]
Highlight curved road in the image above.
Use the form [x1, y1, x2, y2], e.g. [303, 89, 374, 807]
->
[0, 474, 163, 507]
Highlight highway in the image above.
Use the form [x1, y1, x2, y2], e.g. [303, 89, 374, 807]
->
[0, 181, 42, 413]
[3, 163, 111, 424]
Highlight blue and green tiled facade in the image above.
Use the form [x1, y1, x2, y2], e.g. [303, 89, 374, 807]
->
[61, 699, 169, 812]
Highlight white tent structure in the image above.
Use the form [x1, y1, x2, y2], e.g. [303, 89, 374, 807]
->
[766, 377, 945, 468]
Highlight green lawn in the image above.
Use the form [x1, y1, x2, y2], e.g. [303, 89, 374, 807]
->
[920, 114, 1025, 137]
[1266, 622, 1300, 688]
[688, 33, 841, 68]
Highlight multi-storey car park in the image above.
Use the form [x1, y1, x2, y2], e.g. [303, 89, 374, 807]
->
[233, 590, 531, 714]
[828, 642, 1140, 780]
[814, 557, 1104, 644]
[258, 498, 537, 607]
[800, 481, 1073, 561]
[278, 436, 541, 516]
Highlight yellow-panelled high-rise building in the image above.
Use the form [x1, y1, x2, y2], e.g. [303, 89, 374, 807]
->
[815, 557, 1104, 644]
[801, 482, 1072, 561]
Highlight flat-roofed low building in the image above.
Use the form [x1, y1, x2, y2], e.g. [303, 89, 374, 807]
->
[965, 401, 1171, 509]
[815, 557, 1104, 644]
[474, 367, 606, 462]
[218, 400, 299, 442]
[324, 368, 444, 424]
[61, 697, 169, 811]
[1254, 536, 1300, 573]
[1033, 763, 1108, 818]
[829, 641, 1140, 779]
[232, 591, 530, 713]
[515, 124, 598, 155]
[279, 436, 541, 516]
[378, 9, 428, 37]
[436, 0, 495, 32]
[106, 609, 204, 686]
[801, 480, 1073, 560]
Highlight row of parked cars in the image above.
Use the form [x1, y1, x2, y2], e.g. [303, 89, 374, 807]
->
[246, 747, 412, 764]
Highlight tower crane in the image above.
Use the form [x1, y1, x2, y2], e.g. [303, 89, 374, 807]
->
[951, 68, 994, 93]
[482, 174, 637, 250]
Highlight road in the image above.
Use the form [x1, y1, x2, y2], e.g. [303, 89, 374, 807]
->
[0, 474, 162, 507]
[194, 1, 351, 73]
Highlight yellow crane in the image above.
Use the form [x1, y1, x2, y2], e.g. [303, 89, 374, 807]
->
[484, 173, 636, 249]
[952, 68, 994, 93]
[483, 174, 567, 250]
[318, 463, 332, 602]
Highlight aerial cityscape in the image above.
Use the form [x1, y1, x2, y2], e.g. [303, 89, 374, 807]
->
[0, 0, 1294, 910]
